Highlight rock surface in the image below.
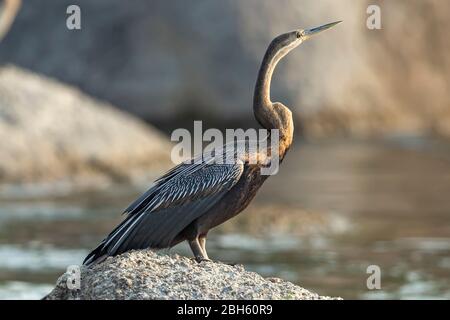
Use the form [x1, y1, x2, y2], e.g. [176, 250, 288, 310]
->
[45, 249, 339, 300]
[0, 65, 171, 185]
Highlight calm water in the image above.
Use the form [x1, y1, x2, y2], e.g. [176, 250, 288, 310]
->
[0, 138, 449, 299]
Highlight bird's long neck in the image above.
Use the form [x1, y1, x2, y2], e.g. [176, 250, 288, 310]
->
[253, 43, 294, 160]
[253, 43, 280, 111]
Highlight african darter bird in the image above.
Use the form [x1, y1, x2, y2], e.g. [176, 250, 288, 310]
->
[84, 21, 341, 265]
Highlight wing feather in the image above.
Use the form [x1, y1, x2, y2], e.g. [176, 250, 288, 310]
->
[83, 162, 244, 265]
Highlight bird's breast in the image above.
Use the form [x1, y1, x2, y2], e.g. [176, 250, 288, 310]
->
[196, 163, 270, 231]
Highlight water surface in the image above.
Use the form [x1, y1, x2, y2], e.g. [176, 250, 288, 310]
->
[0, 138, 449, 299]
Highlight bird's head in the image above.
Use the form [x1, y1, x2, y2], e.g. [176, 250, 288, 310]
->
[268, 21, 342, 58]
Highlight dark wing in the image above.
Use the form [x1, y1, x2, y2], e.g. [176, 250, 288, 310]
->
[83, 162, 243, 265]
[123, 160, 213, 216]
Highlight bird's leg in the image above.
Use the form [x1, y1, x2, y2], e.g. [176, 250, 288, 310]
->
[188, 238, 209, 263]
[198, 235, 209, 260]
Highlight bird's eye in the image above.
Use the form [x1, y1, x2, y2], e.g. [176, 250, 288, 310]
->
[296, 31, 302, 39]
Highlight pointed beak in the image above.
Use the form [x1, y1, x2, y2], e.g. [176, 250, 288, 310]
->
[302, 21, 342, 40]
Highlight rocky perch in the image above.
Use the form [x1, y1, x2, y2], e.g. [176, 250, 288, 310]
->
[45, 250, 339, 300]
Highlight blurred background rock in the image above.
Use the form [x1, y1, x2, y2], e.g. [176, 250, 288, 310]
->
[1, 0, 449, 137]
[0, 0, 449, 300]
[0, 65, 170, 185]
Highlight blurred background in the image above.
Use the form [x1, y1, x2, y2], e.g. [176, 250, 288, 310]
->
[0, 0, 449, 299]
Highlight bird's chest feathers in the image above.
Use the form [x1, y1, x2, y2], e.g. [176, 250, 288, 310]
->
[224, 164, 268, 213]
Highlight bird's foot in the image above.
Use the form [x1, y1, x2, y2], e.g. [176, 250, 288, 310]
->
[191, 257, 212, 263]
[215, 260, 242, 267]
[224, 262, 241, 267]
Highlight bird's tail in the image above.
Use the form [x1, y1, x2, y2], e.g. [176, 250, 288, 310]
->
[83, 213, 137, 266]
[83, 242, 108, 266]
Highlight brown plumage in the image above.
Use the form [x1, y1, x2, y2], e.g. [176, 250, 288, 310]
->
[83, 21, 341, 265]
